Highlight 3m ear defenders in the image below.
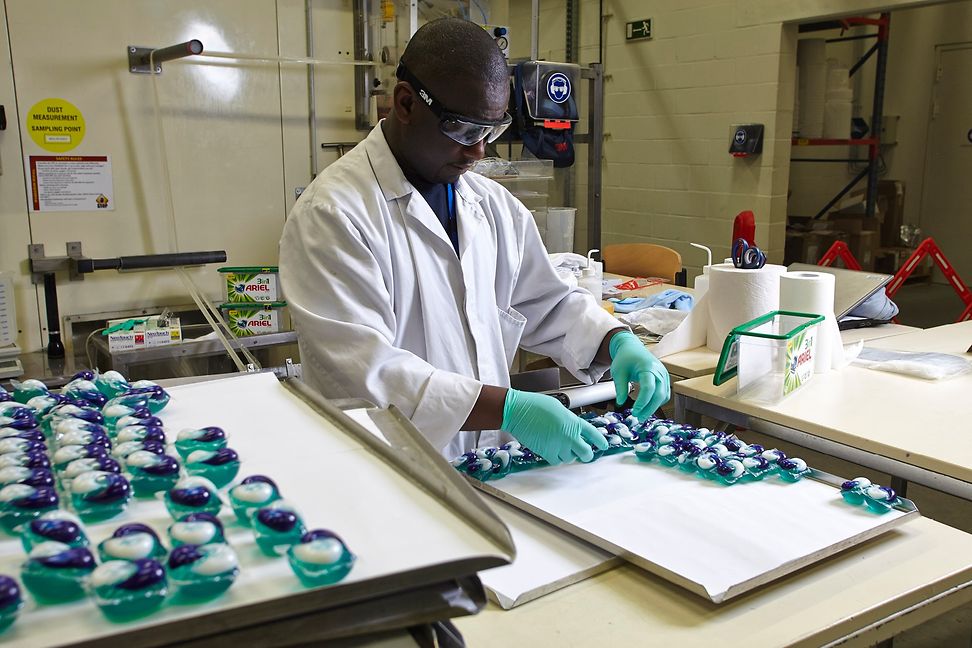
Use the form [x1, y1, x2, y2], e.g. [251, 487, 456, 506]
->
[514, 62, 579, 168]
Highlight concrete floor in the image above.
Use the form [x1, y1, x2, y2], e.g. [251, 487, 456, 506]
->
[892, 279, 967, 329]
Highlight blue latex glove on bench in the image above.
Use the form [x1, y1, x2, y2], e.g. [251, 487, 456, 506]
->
[609, 330, 670, 419]
[500, 389, 608, 465]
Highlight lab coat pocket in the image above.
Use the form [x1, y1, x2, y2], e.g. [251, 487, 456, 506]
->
[497, 306, 527, 368]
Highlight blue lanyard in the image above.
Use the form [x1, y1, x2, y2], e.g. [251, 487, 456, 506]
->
[446, 183, 455, 221]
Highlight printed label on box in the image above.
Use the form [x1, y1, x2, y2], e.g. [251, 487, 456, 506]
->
[783, 328, 816, 396]
[108, 331, 136, 352]
[225, 272, 279, 303]
[224, 307, 280, 336]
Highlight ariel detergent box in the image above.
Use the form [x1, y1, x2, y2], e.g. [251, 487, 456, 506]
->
[219, 302, 287, 337]
[218, 266, 279, 303]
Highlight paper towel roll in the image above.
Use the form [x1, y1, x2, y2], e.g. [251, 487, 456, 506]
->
[779, 271, 841, 373]
[705, 264, 787, 352]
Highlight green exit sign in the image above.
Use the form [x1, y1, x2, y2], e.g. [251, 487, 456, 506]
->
[626, 18, 652, 41]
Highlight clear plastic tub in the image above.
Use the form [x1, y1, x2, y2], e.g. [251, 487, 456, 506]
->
[713, 311, 824, 404]
[470, 158, 553, 180]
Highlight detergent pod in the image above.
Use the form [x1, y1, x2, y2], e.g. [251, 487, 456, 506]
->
[228, 475, 281, 525]
[98, 523, 167, 563]
[167, 512, 226, 548]
[0, 575, 22, 632]
[125, 451, 180, 497]
[0, 484, 58, 533]
[94, 371, 130, 399]
[288, 529, 355, 588]
[184, 448, 240, 489]
[10, 379, 49, 405]
[124, 381, 171, 414]
[69, 471, 132, 523]
[252, 500, 306, 556]
[20, 511, 88, 554]
[174, 426, 228, 459]
[89, 559, 168, 621]
[164, 476, 223, 520]
[20, 542, 96, 603]
[167, 543, 239, 601]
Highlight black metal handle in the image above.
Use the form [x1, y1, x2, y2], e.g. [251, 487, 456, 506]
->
[149, 39, 203, 64]
[77, 250, 227, 273]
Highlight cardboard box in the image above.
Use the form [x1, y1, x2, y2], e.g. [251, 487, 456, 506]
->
[106, 315, 182, 352]
[219, 302, 288, 337]
[785, 229, 848, 265]
[848, 230, 878, 270]
[827, 212, 881, 235]
[806, 230, 848, 265]
[785, 231, 809, 265]
[875, 245, 931, 277]
[787, 216, 831, 233]
[218, 266, 280, 304]
[876, 180, 905, 247]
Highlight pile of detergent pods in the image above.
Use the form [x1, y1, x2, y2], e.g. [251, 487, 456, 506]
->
[630, 419, 811, 485]
[839, 477, 900, 514]
[0, 370, 355, 631]
[451, 408, 813, 487]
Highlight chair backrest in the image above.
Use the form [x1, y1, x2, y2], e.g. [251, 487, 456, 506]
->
[602, 244, 683, 284]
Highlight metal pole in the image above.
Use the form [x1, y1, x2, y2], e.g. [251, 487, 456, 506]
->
[865, 13, 890, 219]
[43, 273, 64, 359]
[531, 0, 539, 60]
[305, 0, 319, 178]
[150, 40, 203, 63]
[587, 63, 604, 252]
[352, 0, 371, 131]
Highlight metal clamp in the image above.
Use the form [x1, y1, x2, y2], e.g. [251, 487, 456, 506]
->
[28, 242, 87, 284]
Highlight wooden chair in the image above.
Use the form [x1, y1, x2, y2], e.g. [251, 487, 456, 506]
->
[602, 243, 686, 285]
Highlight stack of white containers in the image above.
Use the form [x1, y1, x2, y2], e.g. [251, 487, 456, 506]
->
[797, 38, 827, 138]
[823, 59, 853, 139]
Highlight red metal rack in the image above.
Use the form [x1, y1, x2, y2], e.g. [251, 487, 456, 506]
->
[885, 238, 972, 322]
[817, 241, 863, 271]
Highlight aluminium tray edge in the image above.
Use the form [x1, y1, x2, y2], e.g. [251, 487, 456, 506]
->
[473, 466, 919, 604]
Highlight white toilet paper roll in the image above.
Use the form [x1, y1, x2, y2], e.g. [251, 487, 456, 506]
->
[779, 271, 841, 373]
[823, 99, 853, 139]
[799, 63, 827, 138]
[705, 264, 787, 352]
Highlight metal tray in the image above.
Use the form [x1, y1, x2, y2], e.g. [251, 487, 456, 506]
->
[2, 373, 513, 647]
[475, 451, 917, 603]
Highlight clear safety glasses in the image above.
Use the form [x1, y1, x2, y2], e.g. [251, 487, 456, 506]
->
[396, 62, 512, 146]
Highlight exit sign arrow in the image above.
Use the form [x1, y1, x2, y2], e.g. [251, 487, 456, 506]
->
[626, 18, 652, 41]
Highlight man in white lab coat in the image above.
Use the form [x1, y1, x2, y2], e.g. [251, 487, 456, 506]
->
[279, 18, 669, 462]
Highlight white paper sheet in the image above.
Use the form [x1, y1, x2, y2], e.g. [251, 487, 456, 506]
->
[478, 497, 617, 609]
[479, 452, 915, 603]
[0, 373, 507, 647]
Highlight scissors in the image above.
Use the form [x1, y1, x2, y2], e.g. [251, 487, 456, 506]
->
[732, 238, 766, 269]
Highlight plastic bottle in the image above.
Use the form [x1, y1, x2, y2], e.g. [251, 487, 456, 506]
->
[579, 249, 602, 299]
[690, 243, 713, 299]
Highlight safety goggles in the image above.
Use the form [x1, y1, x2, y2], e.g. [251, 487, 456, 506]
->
[396, 62, 512, 146]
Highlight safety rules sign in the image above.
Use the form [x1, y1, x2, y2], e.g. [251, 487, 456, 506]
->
[27, 155, 114, 212]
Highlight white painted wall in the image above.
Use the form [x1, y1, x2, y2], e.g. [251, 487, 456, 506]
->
[0, 0, 463, 354]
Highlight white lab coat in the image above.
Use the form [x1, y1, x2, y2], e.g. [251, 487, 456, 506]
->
[279, 123, 621, 459]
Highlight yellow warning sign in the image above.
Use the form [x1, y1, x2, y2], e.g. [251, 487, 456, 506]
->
[26, 98, 85, 153]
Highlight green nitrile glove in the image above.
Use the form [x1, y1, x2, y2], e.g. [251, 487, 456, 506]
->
[609, 330, 671, 419]
[500, 389, 608, 465]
